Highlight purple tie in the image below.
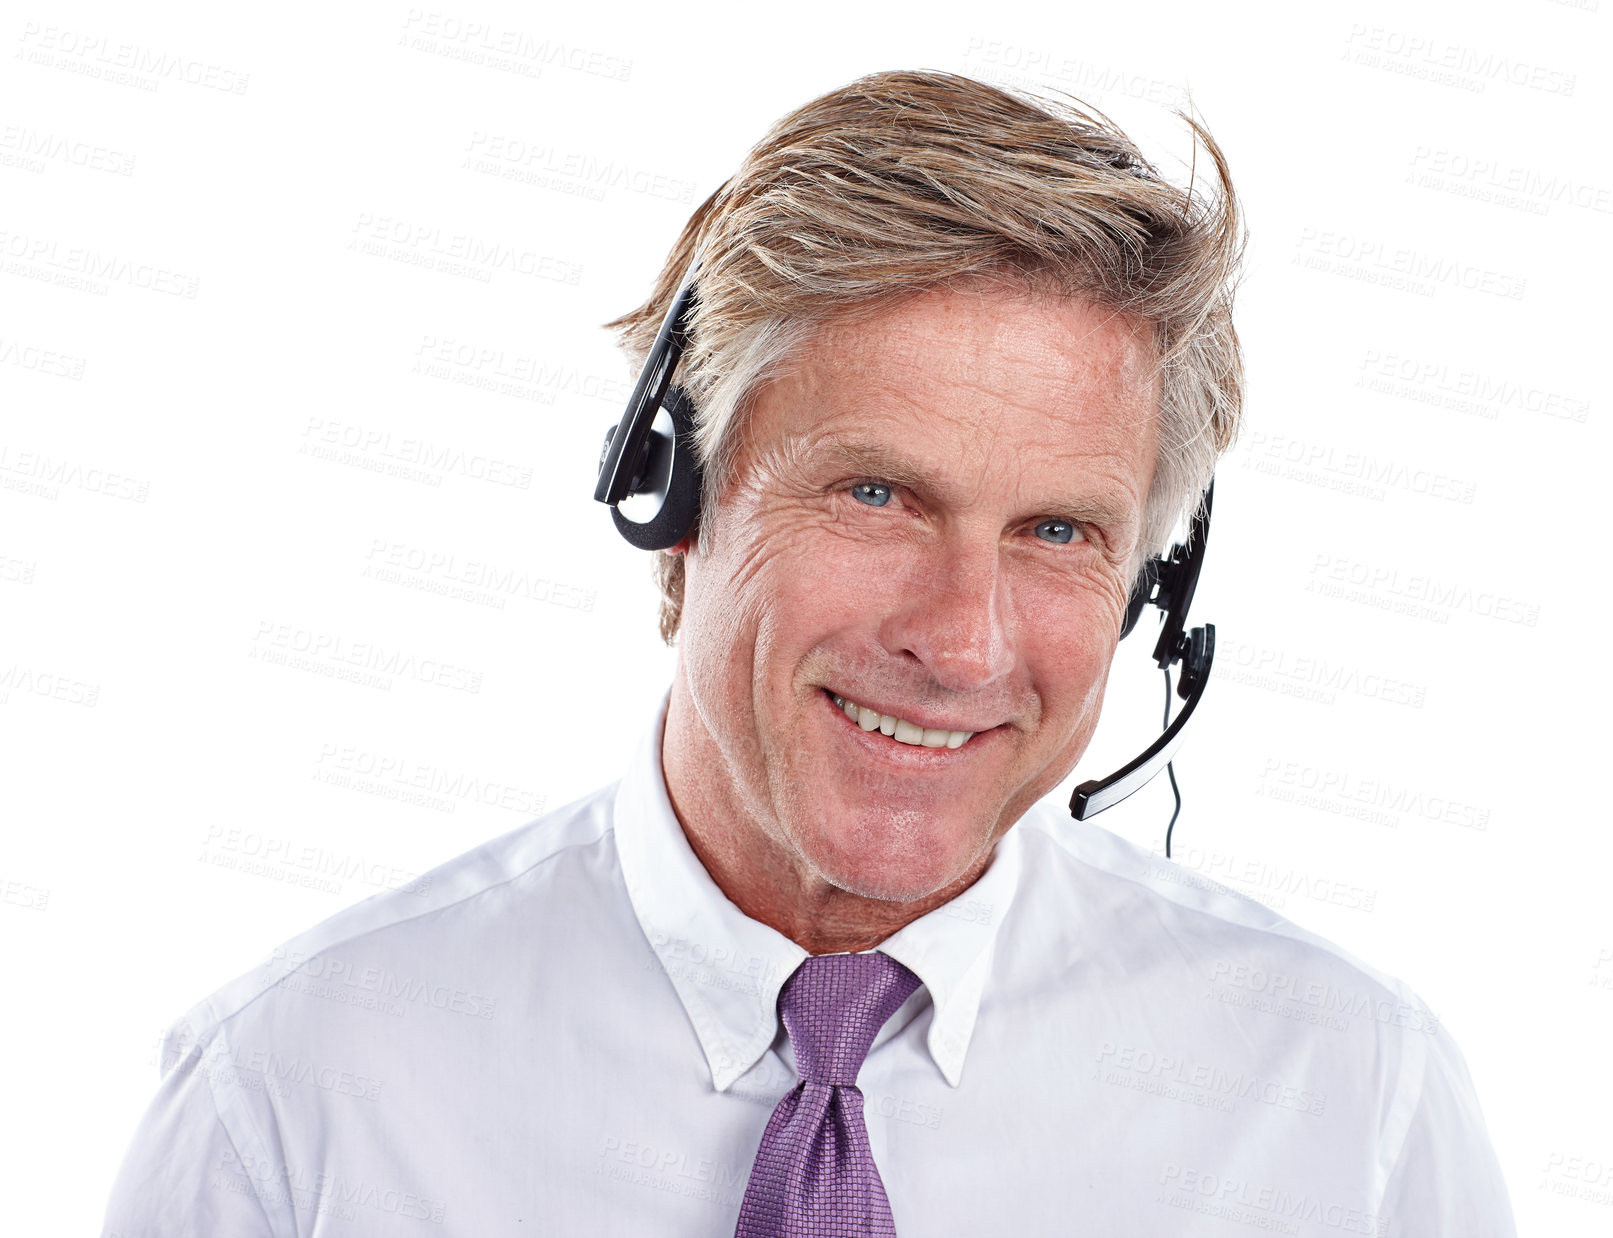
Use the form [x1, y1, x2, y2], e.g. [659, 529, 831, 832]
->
[734, 951, 923, 1237]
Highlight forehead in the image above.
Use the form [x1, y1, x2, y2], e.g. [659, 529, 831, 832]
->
[809, 284, 1157, 389]
[742, 286, 1161, 520]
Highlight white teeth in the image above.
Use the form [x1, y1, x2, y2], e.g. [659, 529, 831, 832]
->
[831, 693, 975, 749]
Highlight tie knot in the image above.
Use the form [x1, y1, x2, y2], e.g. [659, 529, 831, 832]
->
[777, 952, 921, 1086]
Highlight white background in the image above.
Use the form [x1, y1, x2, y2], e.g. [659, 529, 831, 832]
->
[2, 0, 1609, 1232]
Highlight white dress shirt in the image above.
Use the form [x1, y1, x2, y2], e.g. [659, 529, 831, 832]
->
[103, 688, 1516, 1236]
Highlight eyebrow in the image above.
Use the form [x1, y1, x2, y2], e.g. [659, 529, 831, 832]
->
[826, 437, 1138, 534]
[832, 439, 933, 492]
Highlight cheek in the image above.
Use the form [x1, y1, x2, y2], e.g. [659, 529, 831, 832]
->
[752, 539, 894, 672]
[722, 496, 889, 606]
[685, 511, 857, 664]
[1010, 577, 1121, 707]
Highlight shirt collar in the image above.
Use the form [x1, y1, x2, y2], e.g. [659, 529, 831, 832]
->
[614, 688, 1022, 1091]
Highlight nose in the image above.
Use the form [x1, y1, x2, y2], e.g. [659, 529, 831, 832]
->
[880, 538, 1015, 693]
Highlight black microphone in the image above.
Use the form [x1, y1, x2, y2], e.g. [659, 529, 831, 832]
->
[1069, 483, 1215, 823]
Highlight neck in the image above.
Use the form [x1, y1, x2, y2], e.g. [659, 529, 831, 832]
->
[660, 670, 994, 955]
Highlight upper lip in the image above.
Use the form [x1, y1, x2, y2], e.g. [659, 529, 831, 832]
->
[825, 686, 1003, 734]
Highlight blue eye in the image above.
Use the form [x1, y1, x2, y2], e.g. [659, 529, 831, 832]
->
[1035, 519, 1077, 544]
[851, 482, 892, 507]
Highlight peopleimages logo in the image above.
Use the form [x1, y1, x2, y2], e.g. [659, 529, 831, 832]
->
[960, 38, 1188, 109]
[1294, 228, 1527, 301]
[215, 1150, 446, 1223]
[1308, 554, 1540, 628]
[0, 125, 136, 175]
[0, 663, 100, 707]
[298, 417, 532, 490]
[249, 620, 485, 695]
[0, 228, 200, 297]
[1216, 634, 1429, 710]
[399, 10, 632, 81]
[462, 134, 696, 203]
[1358, 348, 1591, 424]
[202, 1040, 385, 1102]
[1164, 846, 1380, 914]
[0, 336, 88, 379]
[1257, 757, 1491, 832]
[1343, 24, 1575, 97]
[1242, 431, 1478, 506]
[16, 23, 251, 94]
[350, 212, 583, 286]
[1095, 1042, 1327, 1117]
[1407, 147, 1611, 217]
[266, 946, 498, 1021]
[0, 445, 149, 502]
[314, 741, 547, 816]
[1158, 1163, 1388, 1235]
[201, 823, 431, 896]
[1206, 960, 1439, 1033]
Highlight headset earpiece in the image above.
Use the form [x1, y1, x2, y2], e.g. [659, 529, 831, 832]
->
[605, 385, 702, 552]
[595, 273, 701, 550]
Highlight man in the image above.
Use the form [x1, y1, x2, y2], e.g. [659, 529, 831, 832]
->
[103, 70, 1516, 1235]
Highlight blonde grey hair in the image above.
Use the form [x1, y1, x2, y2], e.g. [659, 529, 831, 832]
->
[604, 69, 1245, 645]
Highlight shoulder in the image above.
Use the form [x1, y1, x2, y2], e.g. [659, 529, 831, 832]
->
[1010, 799, 1447, 1118]
[159, 780, 622, 1070]
[1013, 797, 1428, 1026]
[1011, 801, 1462, 1189]
[1012, 799, 1467, 1169]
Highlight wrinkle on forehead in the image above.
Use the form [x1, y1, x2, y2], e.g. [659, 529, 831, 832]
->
[808, 285, 1158, 388]
[717, 285, 1160, 552]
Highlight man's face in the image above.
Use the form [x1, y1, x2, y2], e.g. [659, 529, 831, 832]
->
[674, 286, 1160, 904]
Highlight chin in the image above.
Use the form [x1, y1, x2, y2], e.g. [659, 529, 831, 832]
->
[797, 806, 979, 904]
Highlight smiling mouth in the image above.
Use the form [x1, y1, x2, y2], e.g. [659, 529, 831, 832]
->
[824, 688, 977, 749]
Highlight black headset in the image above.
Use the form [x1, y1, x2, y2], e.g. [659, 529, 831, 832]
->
[594, 271, 1216, 852]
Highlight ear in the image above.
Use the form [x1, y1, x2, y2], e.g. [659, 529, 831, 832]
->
[664, 503, 702, 558]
